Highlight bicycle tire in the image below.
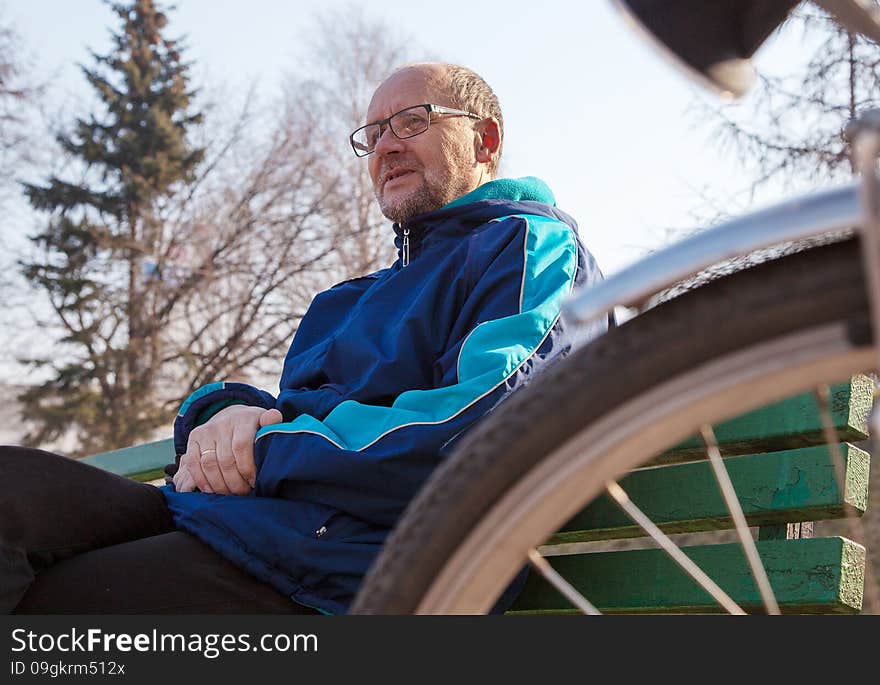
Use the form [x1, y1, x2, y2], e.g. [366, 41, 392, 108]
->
[350, 236, 875, 614]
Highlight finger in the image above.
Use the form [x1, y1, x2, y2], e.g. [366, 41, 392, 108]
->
[186, 436, 214, 494]
[172, 466, 184, 491]
[230, 421, 257, 490]
[216, 428, 251, 495]
[173, 467, 196, 493]
[259, 408, 283, 427]
[197, 442, 228, 495]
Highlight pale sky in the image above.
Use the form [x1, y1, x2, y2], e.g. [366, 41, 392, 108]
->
[4, 0, 823, 275]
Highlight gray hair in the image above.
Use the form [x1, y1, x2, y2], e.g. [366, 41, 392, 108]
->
[442, 64, 504, 175]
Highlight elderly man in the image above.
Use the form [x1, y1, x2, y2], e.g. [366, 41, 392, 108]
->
[1, 62, 605, 614]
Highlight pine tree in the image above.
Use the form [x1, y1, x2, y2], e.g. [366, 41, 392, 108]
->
[20, 0, 203, 454]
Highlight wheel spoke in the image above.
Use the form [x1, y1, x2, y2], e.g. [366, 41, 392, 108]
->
[526, 548, 602, 615]
[605, 481, 747, 615]
[700, 424, 781, 614]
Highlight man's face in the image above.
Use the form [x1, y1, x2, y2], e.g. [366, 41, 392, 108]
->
[366, 66, 481, 224]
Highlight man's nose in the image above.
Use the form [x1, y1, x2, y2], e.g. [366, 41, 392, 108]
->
[373, 125, 405, 156]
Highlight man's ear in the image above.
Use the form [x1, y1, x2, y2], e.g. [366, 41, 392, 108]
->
[474, 118, 501, 165]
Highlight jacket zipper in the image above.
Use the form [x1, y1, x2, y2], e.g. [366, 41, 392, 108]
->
[402, 227, 410, 267]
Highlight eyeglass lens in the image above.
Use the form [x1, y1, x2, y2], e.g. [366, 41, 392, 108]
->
[354, 106, 430, 154]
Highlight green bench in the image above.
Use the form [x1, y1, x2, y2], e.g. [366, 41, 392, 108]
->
[79, 436, 175, 483]
[508, 375, 874, 614]
[81, 376, 875, 614]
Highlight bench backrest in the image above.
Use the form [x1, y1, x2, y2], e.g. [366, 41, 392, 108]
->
[507, 375, 873, 614]
[78, 437, 174, 483]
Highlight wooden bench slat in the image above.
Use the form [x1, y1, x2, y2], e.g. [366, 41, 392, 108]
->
[77, 438, 175, 480]
[653, 375, 872, 466]
[548, 443, 869, 544]
[509, 537, 866, 614]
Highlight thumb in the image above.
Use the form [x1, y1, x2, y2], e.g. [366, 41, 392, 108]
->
[259, 408, 283, 427]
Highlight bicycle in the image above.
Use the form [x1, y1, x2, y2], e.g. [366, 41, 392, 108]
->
[350, 0, 880, 615]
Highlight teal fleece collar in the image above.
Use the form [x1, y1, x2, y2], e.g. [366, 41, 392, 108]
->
[444, 176, 556, 209]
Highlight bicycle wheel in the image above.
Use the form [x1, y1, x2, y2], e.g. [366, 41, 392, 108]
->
[350, 236, 876, 614]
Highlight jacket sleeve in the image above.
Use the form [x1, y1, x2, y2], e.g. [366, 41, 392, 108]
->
[252, 214, 601, 528]
[171, 381, 277, 460]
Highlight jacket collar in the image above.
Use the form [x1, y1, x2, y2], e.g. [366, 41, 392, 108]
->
[392, 177, 558, 265]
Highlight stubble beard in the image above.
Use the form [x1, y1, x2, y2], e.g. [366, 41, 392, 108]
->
[376, 150, 475, 225]
[377, 174, 445, 224]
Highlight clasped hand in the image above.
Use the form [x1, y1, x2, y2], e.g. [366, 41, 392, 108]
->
[173, 405, 282, 495]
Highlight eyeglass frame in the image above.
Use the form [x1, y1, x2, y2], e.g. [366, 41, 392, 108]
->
[349, 103, 482, 157]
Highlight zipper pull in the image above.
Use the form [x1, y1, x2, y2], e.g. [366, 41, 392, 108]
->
[402, 227, 410, 267]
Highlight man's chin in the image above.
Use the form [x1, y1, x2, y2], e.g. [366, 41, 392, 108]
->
[379, 188, 438, 224]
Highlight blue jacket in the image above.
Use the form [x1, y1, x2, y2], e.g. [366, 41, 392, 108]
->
[161, 176, 606, 614]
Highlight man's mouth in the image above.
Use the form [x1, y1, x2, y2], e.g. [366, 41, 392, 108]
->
[382, 168, 415, 187]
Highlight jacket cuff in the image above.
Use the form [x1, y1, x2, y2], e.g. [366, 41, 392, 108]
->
[172, 381, 277, 458]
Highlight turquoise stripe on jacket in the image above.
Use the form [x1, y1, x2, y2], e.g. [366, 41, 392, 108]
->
[255, 214, 576, 451]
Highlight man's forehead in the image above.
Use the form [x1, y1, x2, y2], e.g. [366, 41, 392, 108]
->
[366, 65, 449, 120]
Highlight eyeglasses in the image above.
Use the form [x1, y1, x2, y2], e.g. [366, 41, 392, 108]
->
[349, 103, 481, 157]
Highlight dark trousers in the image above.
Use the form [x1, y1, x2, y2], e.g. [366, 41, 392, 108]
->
[0, 446, 318, 614]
